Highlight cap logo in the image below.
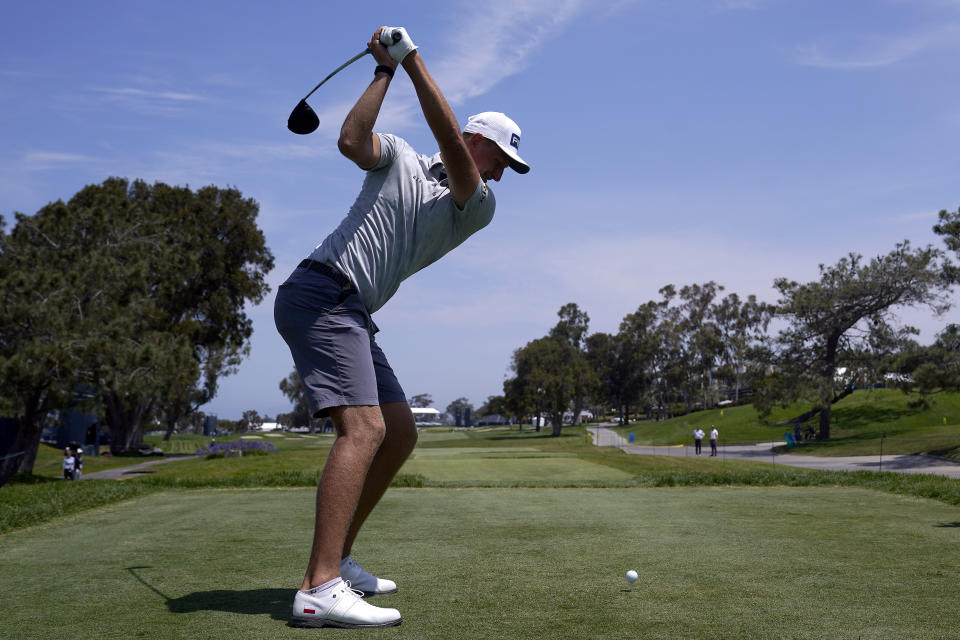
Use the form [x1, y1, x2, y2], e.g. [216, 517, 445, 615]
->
[510, 133, 520, 150]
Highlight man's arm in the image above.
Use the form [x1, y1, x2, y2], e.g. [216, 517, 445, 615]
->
[400, 51, 480, 209]
[337, 29, 399, 170]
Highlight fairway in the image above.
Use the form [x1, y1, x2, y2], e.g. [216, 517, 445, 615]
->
[2, 487, 958, 639]
[402, 446, 634, 483]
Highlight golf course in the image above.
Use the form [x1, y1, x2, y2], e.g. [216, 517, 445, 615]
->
[3, 390, 960, 639]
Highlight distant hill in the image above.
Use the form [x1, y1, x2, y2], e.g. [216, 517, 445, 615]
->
[612, 389, 960, 459]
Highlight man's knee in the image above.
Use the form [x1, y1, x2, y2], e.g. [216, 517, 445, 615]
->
[381, 403, 418, 456]
[332, 406, 387, 450]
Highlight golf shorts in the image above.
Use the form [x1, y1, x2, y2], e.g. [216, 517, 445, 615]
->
[274, 264, 406, 418]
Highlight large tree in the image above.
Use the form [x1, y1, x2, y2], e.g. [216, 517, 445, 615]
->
[677, 282, 726, 411]
[0, 215, 89, 484]
[713, 292, 775, 403]
[548, 303, 596, 424]
[506, 334, 596, 436]
[757, 242, 951, 439]
[0, 178, 273, 472]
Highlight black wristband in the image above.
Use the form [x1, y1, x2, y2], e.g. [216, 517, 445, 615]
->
[374, 65, 395, 79]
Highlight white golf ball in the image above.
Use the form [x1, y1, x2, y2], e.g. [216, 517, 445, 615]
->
[626, 570, 638, 583]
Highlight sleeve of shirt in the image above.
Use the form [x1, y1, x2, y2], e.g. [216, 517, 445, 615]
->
[372, 133, 401, 171]
[456, 179, 496, 222]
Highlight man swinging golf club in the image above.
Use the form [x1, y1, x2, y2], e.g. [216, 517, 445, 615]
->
[275, 25, 529, 628]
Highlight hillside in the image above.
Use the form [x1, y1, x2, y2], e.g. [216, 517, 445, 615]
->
[611, 389, 960, 459]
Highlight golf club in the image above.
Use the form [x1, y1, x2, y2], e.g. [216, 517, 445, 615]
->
[287, 29, 402, 135]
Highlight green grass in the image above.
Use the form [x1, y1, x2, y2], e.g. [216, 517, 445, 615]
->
[3, 423, 960, 638]
[1, 487, 958, 639]
[612, 389, 960, 458]
[5, 426, 960, 535]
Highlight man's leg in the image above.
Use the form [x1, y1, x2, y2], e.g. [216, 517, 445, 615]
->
[342, 401, 418, 558]
[300, 404, 386, 591]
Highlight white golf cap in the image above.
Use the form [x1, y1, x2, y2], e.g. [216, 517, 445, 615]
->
[463, 112, 530, 174]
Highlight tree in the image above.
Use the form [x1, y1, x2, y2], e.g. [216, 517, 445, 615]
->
[0, 178, 273, 471]
[890, 325, 960, 407]
[279, 370, 315, 430]
[506, 336, 595, 436]
[238, 409, 264, 433]
[549, 302, 590, 349]
[758, 242, 951, 439]
[933, 207, 960, 283]
[409, 393, 433, 408]
[713, 293, 775, 403]
[548, 303, 596, 424]
[477, 395, 506, 417]
[650, 286, 692, 418]
[445, 397, 473, 424]
[0, 212, 90, 484]
[677, 282, 725, 412]
[92, 179, 272, 453]
[590, 299, 662, 423]
[502, 376, 535, 427]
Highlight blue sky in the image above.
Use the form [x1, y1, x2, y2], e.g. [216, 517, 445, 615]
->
[2, 0, 958, 420]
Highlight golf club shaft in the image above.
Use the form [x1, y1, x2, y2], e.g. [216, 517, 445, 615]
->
[302, 48, 371, 101]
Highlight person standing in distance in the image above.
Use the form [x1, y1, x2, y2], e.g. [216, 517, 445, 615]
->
[693, 427, 704, 456]
[710, 426, 719, 457]
[275, 26, 529, 629]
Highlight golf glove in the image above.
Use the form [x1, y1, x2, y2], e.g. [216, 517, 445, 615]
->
[380, 26, 417, 63]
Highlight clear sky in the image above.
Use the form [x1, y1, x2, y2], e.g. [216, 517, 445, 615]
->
[2, 0, 958, 420]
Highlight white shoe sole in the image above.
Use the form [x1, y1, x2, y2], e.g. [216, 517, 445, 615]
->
[290, 616, 402, 629]
[359, 586, 398, 597]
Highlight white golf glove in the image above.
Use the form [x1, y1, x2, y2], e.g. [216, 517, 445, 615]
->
[380, 26, 417, 63]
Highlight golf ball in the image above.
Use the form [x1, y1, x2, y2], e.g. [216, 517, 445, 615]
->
[626, 570, 638, 583]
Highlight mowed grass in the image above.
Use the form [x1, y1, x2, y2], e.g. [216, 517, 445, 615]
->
[612, 389, 960, 459]
[1, 487, 959, 639]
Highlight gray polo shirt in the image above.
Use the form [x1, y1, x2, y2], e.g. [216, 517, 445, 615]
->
[309, 133, 496, 313]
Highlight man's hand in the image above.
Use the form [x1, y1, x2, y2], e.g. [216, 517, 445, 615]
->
[369, 27, 398, 72]
[379, 26, 418, 63]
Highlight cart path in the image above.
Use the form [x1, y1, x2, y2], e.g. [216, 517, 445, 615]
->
[589, 426, 960, 479]
[81, 454, 192, 480]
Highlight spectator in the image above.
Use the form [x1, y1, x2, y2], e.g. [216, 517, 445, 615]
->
[74, 447, 84, 480]
[710, 426, 719, 457]
[693, 427, 705, 455]
[62, 448, 75, 480]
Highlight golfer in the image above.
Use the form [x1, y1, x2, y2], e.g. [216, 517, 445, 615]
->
[275, 26, 529, 629]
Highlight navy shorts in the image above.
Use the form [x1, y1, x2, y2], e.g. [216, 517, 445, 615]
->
[274, 265, 406, 418]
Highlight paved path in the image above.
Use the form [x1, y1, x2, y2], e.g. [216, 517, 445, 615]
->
[588, 426, 960, 479]
[81, 455, 192, 480]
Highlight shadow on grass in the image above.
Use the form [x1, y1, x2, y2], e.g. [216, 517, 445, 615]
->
[934, 522, 960, 528]
[832, 405, 916, 429]
[166, 588, 292, 620]
[8, 472, 59, 484]
[126, 566, 291, 621]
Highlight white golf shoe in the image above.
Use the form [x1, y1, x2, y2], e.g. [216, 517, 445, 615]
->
[340, 555, 398, 596]
[290, 579, 402, 628]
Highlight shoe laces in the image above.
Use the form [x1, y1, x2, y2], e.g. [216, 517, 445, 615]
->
[342, 580, 364, 600]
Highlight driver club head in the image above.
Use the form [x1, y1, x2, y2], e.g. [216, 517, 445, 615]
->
[288, 99, 320, 135]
